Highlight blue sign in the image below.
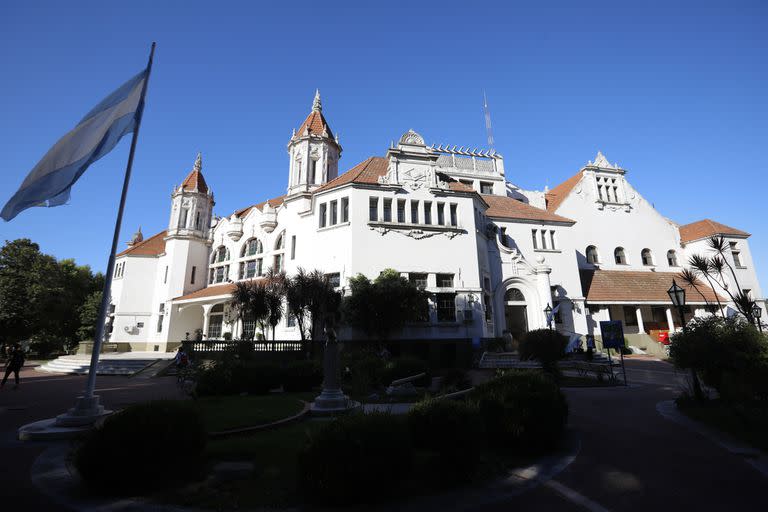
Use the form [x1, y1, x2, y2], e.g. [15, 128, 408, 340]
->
[600, 321, 625, 350]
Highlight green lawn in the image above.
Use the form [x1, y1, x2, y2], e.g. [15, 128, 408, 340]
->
[194, 392, 313, 433]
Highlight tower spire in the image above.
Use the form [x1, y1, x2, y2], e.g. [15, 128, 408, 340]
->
[194, 152, 202, 172]
[312, 89, 322, 112]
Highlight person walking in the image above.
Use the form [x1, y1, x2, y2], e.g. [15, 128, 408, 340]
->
[1, 344, 26, 390]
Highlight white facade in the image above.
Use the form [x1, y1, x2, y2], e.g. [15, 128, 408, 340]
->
[108, 94, 765, 351]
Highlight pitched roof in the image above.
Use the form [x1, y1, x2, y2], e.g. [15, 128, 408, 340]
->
[678, 219, 750, 244]
[174, 282, 238, 302]
[295, 110, 335, 139]
[545, 170, 584, 212]
[234, 195, 286, 218]
[482, 194, 575, 224]
[315, 156, 389, 193]
[580, 269, 724, 304]
[116, 230, 167, 257]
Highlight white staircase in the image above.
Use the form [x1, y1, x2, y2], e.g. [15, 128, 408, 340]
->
[37, 352, 174, 376]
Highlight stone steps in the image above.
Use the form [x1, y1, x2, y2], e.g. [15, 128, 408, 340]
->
[37, 356, 160, 376]
[478, 351, 614, 369]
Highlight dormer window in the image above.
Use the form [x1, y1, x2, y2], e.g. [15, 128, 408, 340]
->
[641, 248, 654, 266]
[596, 175, 622, 203]
[586, 245, 600, 264]
[614, 247, 627, 265]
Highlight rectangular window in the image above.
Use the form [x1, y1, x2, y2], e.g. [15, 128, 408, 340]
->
[437, 202, 445, 225]
[410, 200, 419, 224]
[423, 201, 432, 225]
[550, 231, 556, 250]
[286, 308, 296, 328]
[330, 200, 338, 225]
[484, 294, 493, 322]
[449, 204, 458, 227]
[532, 229, 538, 249]
[341, 197, 349, 223]
[369, 197, 378, 222]
[309, 159, 317, 184]
[623, 306, 638, 326]
[436, 273, 454, 288]
[383, 198, 392, 222]
[257, 258, 263, 276]
[480, 181, 493, 194]
[238, 262, 244, 279]
[195, 211, 201, 230]
[540, 230, 548, 250]
[274, 254, 283, 272]
[326, 272, 341, 288]
[291, 235, 296, 260]
[157, 314, 164, 333]
[397, 199, 406, 223]
[246, 260, 258, 278]
[436, 293, 457, 322]
[319, 203, 327, 228]
[179, 208, 189, 228]
[164, 266, 168, 284]
[409, 273, 428, 288]
[215, 266, 225, 283]
[191, 266, 196, 284]
[730, 242, 743, 267]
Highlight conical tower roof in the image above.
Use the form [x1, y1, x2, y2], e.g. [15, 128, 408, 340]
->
[180, 152, 209, 194]
[293, 90, 336, 141]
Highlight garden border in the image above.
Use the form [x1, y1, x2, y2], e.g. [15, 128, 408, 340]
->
[207, 400, 311, 439]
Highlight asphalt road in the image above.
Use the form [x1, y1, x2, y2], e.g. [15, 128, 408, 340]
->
[1, 358, 766, 511]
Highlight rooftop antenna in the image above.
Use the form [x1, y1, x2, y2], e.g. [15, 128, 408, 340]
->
[483, 90, 495, 152]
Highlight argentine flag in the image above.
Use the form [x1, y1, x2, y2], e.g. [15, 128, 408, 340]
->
[1, 69, 149, 221]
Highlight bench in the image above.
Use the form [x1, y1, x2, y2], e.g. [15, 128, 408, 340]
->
[386, 372, 426, 397]
[573, 361, 618, 381]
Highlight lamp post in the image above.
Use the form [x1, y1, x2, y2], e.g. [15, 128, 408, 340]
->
[752, 303, 763, 333]
[544, 304, 553, 329]
[668, 279, 703, 400]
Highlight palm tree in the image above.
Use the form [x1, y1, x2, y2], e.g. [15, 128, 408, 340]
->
[229, 280, 269, 340]
[706, 235, 742, 290]
[285, 267, 312, 343]
[264, 268, 286, 340]
[687, 254, 725, 315]
[678, 268, 711, 307]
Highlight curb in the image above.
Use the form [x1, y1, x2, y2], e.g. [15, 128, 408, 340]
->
[656, 400, 768, 478]
[208, 400, 311, 439]
[30, 429, 580, 512]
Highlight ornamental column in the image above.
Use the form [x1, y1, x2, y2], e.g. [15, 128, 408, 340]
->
[665, 307, 676, 332]
[534, 256, 553, 329]
[636, 307, 645, 334]
[201, 304, 213, 339]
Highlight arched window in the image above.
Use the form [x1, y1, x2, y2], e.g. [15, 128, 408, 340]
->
[207, 304, 225, 339]
[211, 246, 230, 264]
[586, 245, 599, 264]
[505, 288, 526, 302]
[274, 231, 285, 250]
[667, 250, 678, 267]
[240, 238, 263, 257]
[614, 247, 627, 265]
[641, 248, 654, 266]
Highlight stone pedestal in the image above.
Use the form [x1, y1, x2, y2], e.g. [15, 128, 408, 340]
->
[310, 332, 360, 416]
[18, 395, 112, 441]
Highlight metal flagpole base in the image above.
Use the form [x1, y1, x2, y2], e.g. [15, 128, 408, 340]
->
[310, 388, 361, 416]
[17, 395, 112, 441]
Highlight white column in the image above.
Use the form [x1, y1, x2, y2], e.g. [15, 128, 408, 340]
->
[201, 304, 213, 338]
[534, 256, 553, 329]
[635, 307, 645, 334]
[665, 307, 676, 331]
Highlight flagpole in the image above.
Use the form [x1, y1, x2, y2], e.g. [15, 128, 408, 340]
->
[56, 43, 156, 424]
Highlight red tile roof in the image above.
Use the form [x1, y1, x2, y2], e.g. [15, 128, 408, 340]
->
[679, 219, 750, 244]
[545, 170, 584, 212]
[181, 168, 209, 194]
[315, 156, 389, 193]
[295, 110, 335, 139]
[234, 195, 286, 218]
[482, 194, 575, 224]
[580, 269, 724, 304]
[116, 230, 167, 257]
[174, 282, 238, 301]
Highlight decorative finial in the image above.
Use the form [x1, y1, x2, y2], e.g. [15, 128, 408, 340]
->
[194, 152, 202, 172]
[312, 89, 322, 112]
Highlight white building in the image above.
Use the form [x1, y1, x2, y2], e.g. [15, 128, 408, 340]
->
[108, 92, 765, 352]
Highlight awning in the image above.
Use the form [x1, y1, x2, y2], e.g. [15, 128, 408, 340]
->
[580, 269, 724, 305]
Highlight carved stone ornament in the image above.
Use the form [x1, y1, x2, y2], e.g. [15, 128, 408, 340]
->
[399, 129, 425, 146]
[401, 167, 428, 190]
[370, 225, 461, 240]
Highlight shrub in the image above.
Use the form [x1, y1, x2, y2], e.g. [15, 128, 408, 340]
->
[408, 399, 483, 485]
[670, 316, 768, 401]
[298, 412, 412, 506]
[471, 371, 568, 454]
[282, 360, 322, 392]
[343, 351, 387, 394]
[519, 329, 568, 374]
[437, 368, 472, 393]
[383, 356, 429, 387]
[74, 401, 207, 494]
[195, 360, 281, 396]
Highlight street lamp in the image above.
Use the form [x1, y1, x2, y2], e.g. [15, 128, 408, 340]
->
[668, 279, 703, 400]
[752, 302, 763, 333]
[544, 304, 553, 329]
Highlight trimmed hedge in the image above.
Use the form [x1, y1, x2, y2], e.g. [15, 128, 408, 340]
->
[408, 399, 484, 485]
[283, 360, 323, 392]
[74, 401, 207, 494]
[519, 329, 568, 374]
[298, 412, 412, 506]
[195, 360, 281, 396]
[470, 371, 568, 454]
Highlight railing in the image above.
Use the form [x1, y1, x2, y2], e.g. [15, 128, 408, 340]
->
[188, 339, 309, 353]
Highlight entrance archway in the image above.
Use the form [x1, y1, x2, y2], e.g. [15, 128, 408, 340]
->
[504, 288, 528, 341]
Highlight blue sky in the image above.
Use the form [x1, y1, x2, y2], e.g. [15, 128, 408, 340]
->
[1, 1, 766, 288]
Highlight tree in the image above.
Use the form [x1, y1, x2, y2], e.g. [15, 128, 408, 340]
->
[77, 291, 103, 342]
[229, 281, 269, 340]
[285, 267, 313, 342]
[342, 268, 430, 341]
[264, 269, 286, 340]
